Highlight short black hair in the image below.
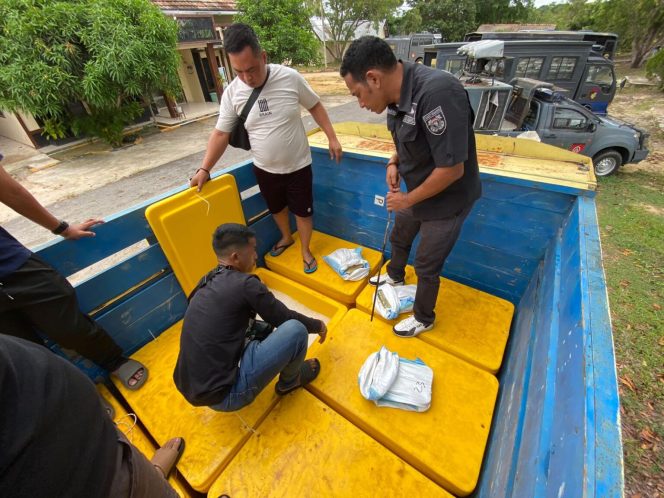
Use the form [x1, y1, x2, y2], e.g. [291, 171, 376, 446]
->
[212, 223, 255, 257]
[340, 36, 397, 83]
[224, 23, 261, 55]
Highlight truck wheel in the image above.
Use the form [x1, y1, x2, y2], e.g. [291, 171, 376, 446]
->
[593, 150, 622, 176]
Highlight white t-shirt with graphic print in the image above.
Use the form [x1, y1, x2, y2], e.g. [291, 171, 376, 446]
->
[215, 64, 320, 174]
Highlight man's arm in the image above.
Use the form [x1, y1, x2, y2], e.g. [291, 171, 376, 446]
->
[386, 163, 464, 211]
[0, 166, 101, 239]
[190, 129, 231, 192]
[307, 102, 342, 163]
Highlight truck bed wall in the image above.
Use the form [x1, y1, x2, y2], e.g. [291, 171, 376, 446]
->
[32, 149, 621, 497]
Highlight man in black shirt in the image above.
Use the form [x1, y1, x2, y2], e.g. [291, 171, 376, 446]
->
[0, 335, 182, 498]
[174, 223, 326, 411]
[341, 36, 481, 338]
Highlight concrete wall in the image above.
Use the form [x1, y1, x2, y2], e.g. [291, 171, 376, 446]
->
[177, 49, 206, 104]
[0, 112, 34, 146]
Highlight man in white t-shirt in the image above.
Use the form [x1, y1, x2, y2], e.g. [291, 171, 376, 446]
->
[190, 24, 342, 274]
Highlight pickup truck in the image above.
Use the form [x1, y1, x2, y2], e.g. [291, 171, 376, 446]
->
[468, 77, 650, 176]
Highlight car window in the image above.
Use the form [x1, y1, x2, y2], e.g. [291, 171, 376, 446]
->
[445, 58, 465, 75]
[515, 57, 544, 78]
[523, 101, 540, 130]
[552, 108, 588, 130]
[585, 65, 613, 85]
[547, 57, 578, 80]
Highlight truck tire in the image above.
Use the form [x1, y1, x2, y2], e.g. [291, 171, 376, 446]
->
[593, 150, 622, 177]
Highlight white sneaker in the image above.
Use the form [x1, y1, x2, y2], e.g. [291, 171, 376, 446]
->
[393, 315, 433, 338]
[369, 273, 404, 286]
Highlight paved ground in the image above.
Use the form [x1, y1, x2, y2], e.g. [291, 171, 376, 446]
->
[1, 97, 385, 249]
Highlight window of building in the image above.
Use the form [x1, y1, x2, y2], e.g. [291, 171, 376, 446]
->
[547, 56, 577, 80]
[515, 57, 544, 78]
[552, 107, 588, 130]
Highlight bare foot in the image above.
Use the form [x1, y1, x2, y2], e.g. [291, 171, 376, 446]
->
[151, 437, 185, 479]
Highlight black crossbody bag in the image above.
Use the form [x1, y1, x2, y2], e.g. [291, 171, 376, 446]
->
[228, 67, 271, 150]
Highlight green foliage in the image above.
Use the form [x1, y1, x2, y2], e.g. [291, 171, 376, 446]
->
[414, 0, 476, 42]
[646, 49, 664, 89]
[235, 0, 320, 65]
[70, 101, 144, 147]
[0, 0, 181, 145]
[386, 9, 422, 37]
[318, 0, 401, 60]
[475, 0, 534, 26]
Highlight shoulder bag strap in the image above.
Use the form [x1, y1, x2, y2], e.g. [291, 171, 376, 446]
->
[238, 66, 271, 123]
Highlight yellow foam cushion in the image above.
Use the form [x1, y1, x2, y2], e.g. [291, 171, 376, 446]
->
[145, 174, 245, 296]
[356, 263, 514, 373]
[97, 385, 193, 497]
[113, 322, 279, 492]
[264, 230, 382, 305]
[306, 309, 499, 497]
[208, 390, 453, 498]
[253, 268, 347, 332]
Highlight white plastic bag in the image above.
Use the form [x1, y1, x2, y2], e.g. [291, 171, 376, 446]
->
[358, 347, 433, 412]
[358, 346, 399, 400]
[376, 358, 433, 412]
[323, 247, 370, 281]
[375, 284, 417, 320]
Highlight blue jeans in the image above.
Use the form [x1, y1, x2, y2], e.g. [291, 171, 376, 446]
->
[211, 319, 308, 412]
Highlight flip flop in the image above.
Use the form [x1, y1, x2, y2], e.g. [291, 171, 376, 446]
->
[269, 241, 294, 257]
[303, 257, 318, 274]
[275, 358, 321, 396]
[152, 437, 185, 479]
[113, 359, 148, 391]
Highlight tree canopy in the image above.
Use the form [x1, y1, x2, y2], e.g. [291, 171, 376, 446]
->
[235, 0, 321, 65]
[0, 0, 181, 146]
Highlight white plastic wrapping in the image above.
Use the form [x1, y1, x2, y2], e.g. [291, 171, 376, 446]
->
[374, 284, 417, 320]
[323, 247, 370, 281]
[358, 346, 433, 412]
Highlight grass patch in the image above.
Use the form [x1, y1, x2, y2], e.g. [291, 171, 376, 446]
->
[596, 170, 664, 486]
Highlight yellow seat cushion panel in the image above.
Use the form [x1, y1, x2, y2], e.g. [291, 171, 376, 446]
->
[112, 322, 279, 492]
[306, 309, 499, 497]
[97, 385, 193, 497]
[253, 268, 347, 333]
[355, 263, 514, 373]
[264, 230, 382, 305]
[207, 390, 453, 498]
[145, 174, 245, 296]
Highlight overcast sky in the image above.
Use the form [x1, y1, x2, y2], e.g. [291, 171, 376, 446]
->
[533, 0, 566, 6]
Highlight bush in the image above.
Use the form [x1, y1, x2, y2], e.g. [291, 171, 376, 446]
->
[645, 49, 664, 90]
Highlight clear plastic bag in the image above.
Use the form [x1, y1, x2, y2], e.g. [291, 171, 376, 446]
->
[358, 346, 399, 400]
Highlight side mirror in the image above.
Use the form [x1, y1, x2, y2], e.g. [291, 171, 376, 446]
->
[587, 122, 597, 132]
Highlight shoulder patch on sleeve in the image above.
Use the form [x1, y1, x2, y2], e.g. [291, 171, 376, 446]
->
[423, 106, 447, 135]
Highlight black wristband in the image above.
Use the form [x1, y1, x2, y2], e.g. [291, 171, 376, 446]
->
[196, 168, 211, 179]
[52, 220, 69, 235]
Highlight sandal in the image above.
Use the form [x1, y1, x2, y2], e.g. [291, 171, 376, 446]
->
[152, 437, 185, 479]
[303, 257, 318, 274]
[113, 359, 148, 391]
[269, 240, 294, 257]
[275, 358, 321, 396]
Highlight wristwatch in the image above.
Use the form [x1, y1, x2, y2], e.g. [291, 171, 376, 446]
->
[52, 220, 69, 235]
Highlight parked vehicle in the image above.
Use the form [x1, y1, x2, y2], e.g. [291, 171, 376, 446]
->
[464, 30, 619, 60]
[461, 67, 649, 176]
[385, 32, 442, 63]
[424, 39, 616, 114]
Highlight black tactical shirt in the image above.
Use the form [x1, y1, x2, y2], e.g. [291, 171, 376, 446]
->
[387, 62, 482, 220]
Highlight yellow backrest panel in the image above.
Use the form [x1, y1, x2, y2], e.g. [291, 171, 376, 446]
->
[145, 175, 245, 296]
[306, 309, 499, 497]
[264, 230, 382, 305]
[355, 263, 514, 373]
[208, 390, 453, 498]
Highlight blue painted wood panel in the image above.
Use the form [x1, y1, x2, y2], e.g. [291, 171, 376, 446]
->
[75, 244, 170, 314]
